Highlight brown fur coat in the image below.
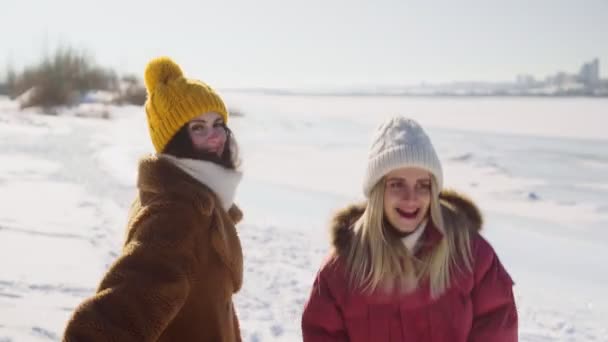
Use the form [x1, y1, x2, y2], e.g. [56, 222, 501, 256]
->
[63, 155, 244, 342]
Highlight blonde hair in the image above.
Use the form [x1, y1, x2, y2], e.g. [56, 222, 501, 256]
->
[345, 176, 472, 298]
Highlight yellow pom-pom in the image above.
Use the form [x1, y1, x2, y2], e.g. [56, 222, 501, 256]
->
[144, 57, 183, 93]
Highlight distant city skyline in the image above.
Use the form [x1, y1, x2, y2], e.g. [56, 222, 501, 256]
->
[226, 57, 606, 92]
[227, 57, 607, 97]
[1, 0, 607, 88]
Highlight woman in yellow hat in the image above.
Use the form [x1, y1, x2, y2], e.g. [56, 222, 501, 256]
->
[63, 57, 245, 342]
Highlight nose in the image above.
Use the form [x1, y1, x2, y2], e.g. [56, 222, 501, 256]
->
[207, 129, 223, 140]
[399, 186, 417, 201]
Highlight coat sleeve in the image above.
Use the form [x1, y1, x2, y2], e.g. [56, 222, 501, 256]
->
[468, 237, 518, 342]
[63, 204, 206, 342]
[301, 264, 349, 342]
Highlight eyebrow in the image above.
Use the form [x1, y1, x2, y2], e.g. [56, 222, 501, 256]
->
[386, 177, 431, 183]
[189, 118, 223, 125]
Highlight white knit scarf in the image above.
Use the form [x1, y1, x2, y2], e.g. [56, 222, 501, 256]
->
[160, 154, 243, 211]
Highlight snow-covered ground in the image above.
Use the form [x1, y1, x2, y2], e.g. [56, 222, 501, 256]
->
[1, 94, 607, 341]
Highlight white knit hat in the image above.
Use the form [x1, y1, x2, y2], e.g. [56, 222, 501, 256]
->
[363, 116, 443, 197]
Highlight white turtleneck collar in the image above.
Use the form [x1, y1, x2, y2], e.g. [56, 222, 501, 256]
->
[402, 219, 428, 253]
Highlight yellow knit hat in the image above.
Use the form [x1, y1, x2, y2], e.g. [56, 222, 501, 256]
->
[144, 57, 228, 152]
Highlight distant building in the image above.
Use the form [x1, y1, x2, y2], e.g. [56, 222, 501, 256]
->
[578, 58, 600, 87]
[516, 74, 536, 88]
[547, 72, 574, 87]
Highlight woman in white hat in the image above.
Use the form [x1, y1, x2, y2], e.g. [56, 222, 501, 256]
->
[302, 116, 517, 341]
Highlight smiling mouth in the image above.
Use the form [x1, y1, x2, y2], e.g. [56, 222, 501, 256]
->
[395, 208, 419, 219]
[205, 142, 224, 152]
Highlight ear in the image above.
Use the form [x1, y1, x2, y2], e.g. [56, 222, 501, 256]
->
[228, 134, 241, 169]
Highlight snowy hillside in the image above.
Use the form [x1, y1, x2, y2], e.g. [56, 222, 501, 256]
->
[1, 94, 607, 341]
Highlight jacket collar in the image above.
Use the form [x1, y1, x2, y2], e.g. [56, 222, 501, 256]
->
[137, 154, 243, 224]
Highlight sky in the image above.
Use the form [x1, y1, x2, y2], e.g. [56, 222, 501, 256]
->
[1, 0, 607, 89]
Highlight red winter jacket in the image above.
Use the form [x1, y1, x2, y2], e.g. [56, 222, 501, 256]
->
[302, 191, 518, 342]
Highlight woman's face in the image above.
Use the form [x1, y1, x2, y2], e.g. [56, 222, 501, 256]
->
[187, 112, 227, 156]
[383, 167, 432, 234]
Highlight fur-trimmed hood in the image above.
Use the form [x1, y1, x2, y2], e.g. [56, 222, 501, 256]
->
[330, 189, 482, 254]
